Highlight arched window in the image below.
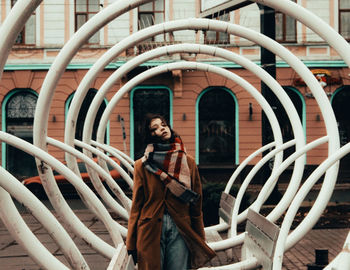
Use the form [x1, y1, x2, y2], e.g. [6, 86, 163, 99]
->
[331, 86, 350, 146]
[2, 89, 38, 179]
[197, 87, 237, 166]
[263, 87, 305, 166]
[130, 86, 172, 160]
[331, 86, 350, 184]
[65, 89, 107, 150]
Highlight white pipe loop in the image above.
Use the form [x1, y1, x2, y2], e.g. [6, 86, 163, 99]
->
[0, 131, 120, 258]
[209, 136, 328, 252]
[230, 139, 296, 237]
[205, 142, 276, 234]
[73, 139, 132, 210]
[0, 0, 42, 79]
[31, 0, 152, 250]
[46, 137, 129, 220]
[0, 186, 77, 270]
[273, 142, 350, 270]
[90, 140, 134, 187]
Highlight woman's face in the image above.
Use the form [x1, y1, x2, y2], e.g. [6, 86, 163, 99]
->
[149, 118, 171, 141]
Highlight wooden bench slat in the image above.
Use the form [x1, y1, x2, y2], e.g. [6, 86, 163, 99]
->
[246, 208, 279, 240]
[220, 193, 235, 207]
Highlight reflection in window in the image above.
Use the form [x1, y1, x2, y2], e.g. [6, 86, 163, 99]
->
[75, 0, 100, 44]
[275, 0, 296, 43]
[205, 13, 230, 44]
[339, 0, 350, 40]
[138, 0, 165, 30]
[132, 87, 170, 160]
[11, 0, 36, 45]
[198, 88, 235, 165]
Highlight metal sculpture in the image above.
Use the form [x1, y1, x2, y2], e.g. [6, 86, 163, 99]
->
[0, 0, 348, 269]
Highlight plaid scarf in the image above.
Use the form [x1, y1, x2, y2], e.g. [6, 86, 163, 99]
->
[142, 137, 199, 203]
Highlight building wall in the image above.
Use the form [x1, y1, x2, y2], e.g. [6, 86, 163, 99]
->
[0, 0, 349, 177]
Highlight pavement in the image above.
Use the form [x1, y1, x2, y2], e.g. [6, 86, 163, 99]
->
[0, 207, 348, 270]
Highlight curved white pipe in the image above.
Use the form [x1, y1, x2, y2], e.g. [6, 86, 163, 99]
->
[0, 187, 74, 270]
[46, 137, 129, 220]
[230, 139, 296, 236]
[205, 142, 276, 233]
[0, 0, 42, 79]
[0, 131, 120, 258]
[273, 142, 350, 269]
[209, 136, 328, 251]
[31, 0, 152, 256]
[73, 139, 132, 209]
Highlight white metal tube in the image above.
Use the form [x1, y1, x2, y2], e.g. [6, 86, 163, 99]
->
[85, 21, 338, 245]
[204, 142, 276, 234]
[73, 139, 132, 209]
[90, 140, 134, 186]
[0, 131, 119, 258]
[264, 136, 329, 221]
[230, 139, 296, 236]
[0, 187, 71, 270]
[223, 142, 276, 194]
[99, 61, 282, 174]
[273, 142, 350, 269]
[47, 137, 130, 220]
[31, 0, 151, 256]
[0, 0, 42, 80]
[93, 42, 309, 238]
[210, 136, 328, 250]
[208, 232, 245, 251]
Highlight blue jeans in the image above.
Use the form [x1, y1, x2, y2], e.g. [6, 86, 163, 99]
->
[160, 213, 189, 270]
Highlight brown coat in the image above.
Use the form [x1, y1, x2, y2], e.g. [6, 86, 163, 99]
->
[126, 155, 216, 270]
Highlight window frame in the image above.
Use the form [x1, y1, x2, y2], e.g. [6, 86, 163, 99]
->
[137, 0, 165, 41]
[204, 13, 230, 44]
[196, 87, 238, 166]
[11, 0, 36, 45]
[75, 0, 100, 44]
[275, 7, 297, 43]
[2, 89, 38, 177]
[339, 0, 350, 41]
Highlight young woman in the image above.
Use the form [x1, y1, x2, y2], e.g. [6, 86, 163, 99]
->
[126, 114, 216, 270]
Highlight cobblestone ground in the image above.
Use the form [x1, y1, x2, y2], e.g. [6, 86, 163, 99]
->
[0, 209, 348, 269]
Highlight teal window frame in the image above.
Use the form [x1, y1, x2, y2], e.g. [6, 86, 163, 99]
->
[283, 86, 306, 136]
[195, 86, 239, 165]
[2, 88, 38, 168]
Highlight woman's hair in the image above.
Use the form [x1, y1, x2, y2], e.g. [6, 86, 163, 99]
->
[142, 113, 176, 144]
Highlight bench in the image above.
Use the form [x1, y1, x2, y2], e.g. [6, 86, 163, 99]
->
[107, 244, 135, 270]
[205, 192, 236, 262]
[242, 208, 280, 270]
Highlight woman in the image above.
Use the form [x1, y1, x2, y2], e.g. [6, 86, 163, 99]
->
[126, 114, 216, 270]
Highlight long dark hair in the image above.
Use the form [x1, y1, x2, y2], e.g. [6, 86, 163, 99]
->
[142, 113, 177, 144]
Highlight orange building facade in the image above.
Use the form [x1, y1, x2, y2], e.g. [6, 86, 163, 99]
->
[1, 0, 350, 183]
